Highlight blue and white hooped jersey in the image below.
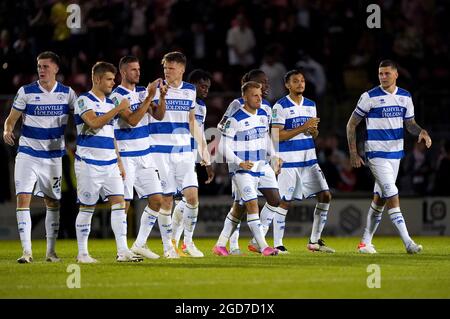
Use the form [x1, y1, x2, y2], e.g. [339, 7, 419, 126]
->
[218, 97, 271, 131]
[222, 107, 270, 176]
[272, 95, 318, 168]
[12, 81, 76, 161]
[191, 98, 207, 151]
[149, 81, 196, 154]
[353, 86, 414, 160]
[110, 85, 150, 157]
[74, 91, 117, 166]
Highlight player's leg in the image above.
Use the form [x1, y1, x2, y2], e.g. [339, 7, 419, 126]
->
[272, 167, 298, 253]
[370, 158, 422, 253]
[171, 193, 185, 248]
[108, 194, 142, 262]
[229, 202, 245, 254]
[237, 173, 278, 256]
[37, 162, 63, 262]
[182, 186, 203, 257]
[16, 194, 33, 263]
[43, 196, 60, 262]
[75, 159, 101, 263]
[14, 155, 38, 263]
[177, 153, 203, 257]
[303, 165, 335, 253]
[358, 192, 385, 254]
[159, 194, 178, 258]
[130, 162, 162, 259]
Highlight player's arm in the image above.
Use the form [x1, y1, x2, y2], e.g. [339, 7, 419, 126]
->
[346, 112, 365, 168]
[82, 99, 129, 129]
[149, 81, 167, 121]
[3, 108, 22, 146]
[272, 118, 320, 142]
[219, 118, 253, 170]
[405, 118, 432, 148]
[114, 139, 126, 180]
[266, 132, 282, 174]
[189, 109, 211, 165]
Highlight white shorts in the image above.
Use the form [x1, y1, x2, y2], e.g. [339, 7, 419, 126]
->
[75, 159, 124, 206]
[278, 163, 329, 201]
[368, 157, 400, 199]
[232, 164, 279, 202]
[233, 173, 260, 203]
[151, 152, 198, 195]
[122, 154, 162, 201]
[257, 163, 279, 196]
[14, 153, 62, 200]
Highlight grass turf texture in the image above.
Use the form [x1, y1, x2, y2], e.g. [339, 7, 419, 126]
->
[0, 237, 449, 298]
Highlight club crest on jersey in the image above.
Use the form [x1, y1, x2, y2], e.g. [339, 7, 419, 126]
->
[57, 93, 65, 101]
[139, 91, 146, 101]
[398, 97, 405, 105]
[272, 109, 277, 119]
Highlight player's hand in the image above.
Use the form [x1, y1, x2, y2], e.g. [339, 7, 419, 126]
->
[117, 98, 130, 113]
[118, 159, 126, 180]
[160, 83, 168, 98]
[239, 161, 254, 170]
[306, 127, 319, 138]
[303, 117, 320, 132]
[204, 165, 215, 184]
[271, 156, 283, 175]
[3, 131, 15, 146]
[147, 78, 162, 99]
[418, 129, 432, 148]
[349, 152, 365, 168]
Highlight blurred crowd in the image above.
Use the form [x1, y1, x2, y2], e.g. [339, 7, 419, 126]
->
[1, 0, 450, 201]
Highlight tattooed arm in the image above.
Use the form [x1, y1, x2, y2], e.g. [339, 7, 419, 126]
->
[346, 113, 365, 168]
[405, 118, 432, 148]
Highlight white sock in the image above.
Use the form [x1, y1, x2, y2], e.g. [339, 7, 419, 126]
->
[217, 212, 240, 247]
[274, 207, 288, 247]
[17, 208, 32, 253]
[45, 207, 60, 254]
[362, 202, 384, 244]
[134, 206, 159, 247]
[310, 202, 330, 243]
[158, 209, 173, 251]
[260, 203, 276, 236]
[111, 203, 128, 253]
[229, 222, 241, 250]
[251, 203, 276, 246]
[172, 199, 185, 247]
[76, 208, 94, 256]
[183, 202, 198, 244]
[388, 207, 412, 246]
[247, 213, 268, 251]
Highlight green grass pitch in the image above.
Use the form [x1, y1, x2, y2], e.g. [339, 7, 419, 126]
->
[1, 237, 449, 298]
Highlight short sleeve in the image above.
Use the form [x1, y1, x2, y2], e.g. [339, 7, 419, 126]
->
[68, 88, 78, 111]
[12, 87, 26, 112]
[404, 96, 415, 119]
[271, 103, 286, 126]
[190, 89, 196, 110]
[74, 96, 93, 116]
[222, 117, 237, 139]
[354, 92, 371, 118]
[109, 92, 124, 108]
